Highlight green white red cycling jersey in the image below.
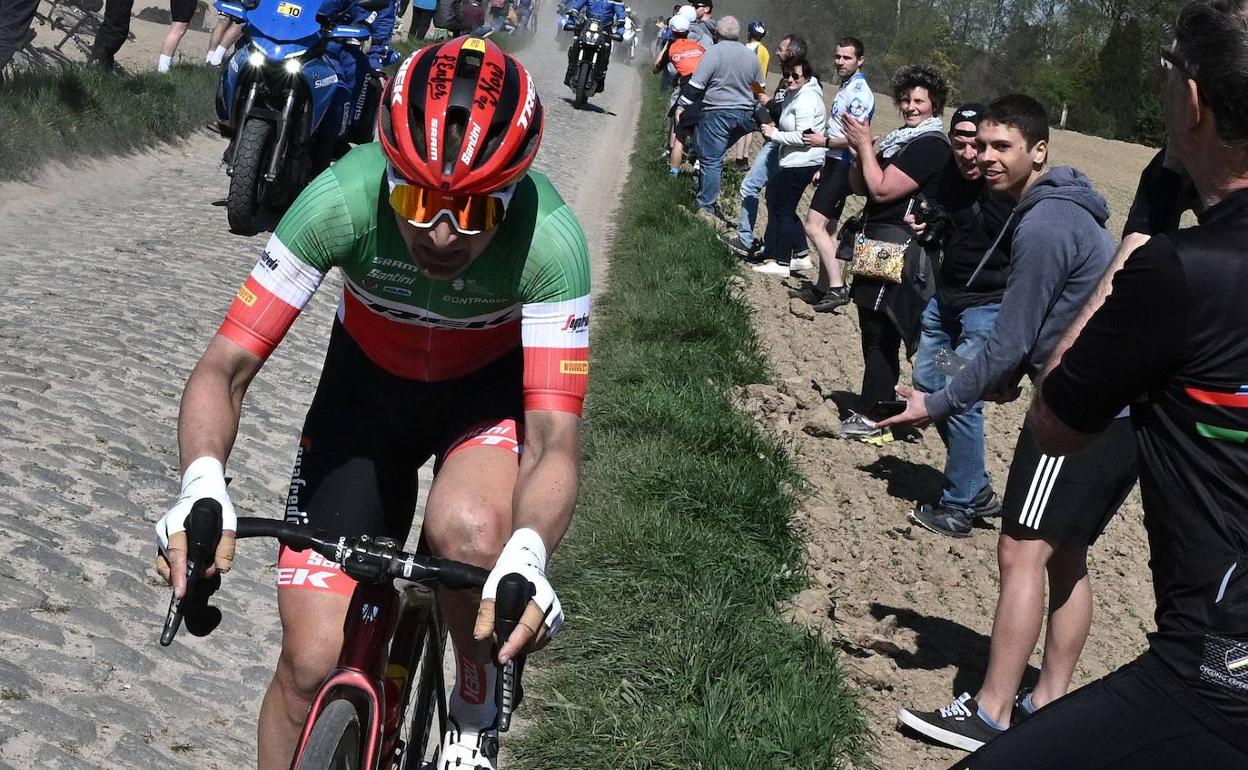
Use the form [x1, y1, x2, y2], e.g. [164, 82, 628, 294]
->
[218, 142, 591, 416]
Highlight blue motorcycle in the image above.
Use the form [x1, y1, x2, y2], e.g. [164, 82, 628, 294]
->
[213, 0, 389, 232]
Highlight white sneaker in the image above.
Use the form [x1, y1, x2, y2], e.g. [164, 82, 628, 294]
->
[437, 719, 499, 770]
[788, 256, 814, 271]
[751, 259, 791, 276]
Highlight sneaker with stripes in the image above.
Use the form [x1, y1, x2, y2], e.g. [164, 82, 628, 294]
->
[897, 692, 1004, 752]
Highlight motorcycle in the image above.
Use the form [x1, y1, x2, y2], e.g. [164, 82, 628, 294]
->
[213, 0, 389, 232]
[564, 10, 622, 109]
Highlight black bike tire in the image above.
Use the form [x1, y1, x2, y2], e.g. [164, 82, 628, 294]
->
[227, 119, 272, 233]
[295, 698, 362, 770]
[574, 61, 592, 108]
[399, 602, 448, 769]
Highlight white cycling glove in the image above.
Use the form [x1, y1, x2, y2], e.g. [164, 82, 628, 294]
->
[474, 528, 564, 645]
[155, 456, 237, 556]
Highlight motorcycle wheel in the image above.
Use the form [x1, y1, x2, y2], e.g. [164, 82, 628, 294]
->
[227, 119, 273, 234]
[573, 61, 592, 109]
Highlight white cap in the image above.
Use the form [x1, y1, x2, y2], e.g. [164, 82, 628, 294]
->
[668, 14, 690, 32]
[678, 4, 696, 21]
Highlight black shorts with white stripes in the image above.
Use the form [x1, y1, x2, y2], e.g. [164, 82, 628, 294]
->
[1001, 417, 1138, 545]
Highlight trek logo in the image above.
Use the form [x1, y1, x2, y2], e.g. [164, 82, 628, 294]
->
[391, 56, 412, 107]
[276, 567, 337, 589]
[457, 649, 487, 704]
[460, 121, 483, 166]
[516, 71, 537, 130]
[561, 313, 589, 332]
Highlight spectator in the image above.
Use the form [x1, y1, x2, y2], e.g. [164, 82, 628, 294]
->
[790, 36, 875, 312]
[972, 2, 1248, 765]
[677, 16, 763, 229]
[905, 103, 1015, 531]
[205, 15, 243, 66]
[839, 64, 951, 443]
[654, 14, 705, 176]
[157, 0, 198, 72]
[89, 0, 137, 71]
[688, 0, 715, 45]
[408, 0, 438, 38]
[0, 0, 39, 72]
[885, 94, 1136, 753]
[730, 19, 770, 168]
[751, 56, 827, 276]
[721, 33, 807, 257]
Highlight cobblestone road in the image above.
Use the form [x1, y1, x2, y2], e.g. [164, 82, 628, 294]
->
[0, 23, 639, 768]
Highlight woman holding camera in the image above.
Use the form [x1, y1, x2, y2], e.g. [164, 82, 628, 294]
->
[752, 56, 827, 276]
[840, 64, 951, 443]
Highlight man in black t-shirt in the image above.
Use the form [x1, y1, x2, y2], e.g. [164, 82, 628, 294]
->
[958, 2, 1248, 767]
[908, 103, 1015, 533]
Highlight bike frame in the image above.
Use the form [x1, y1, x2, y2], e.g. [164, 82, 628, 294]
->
[288, 580, 448, 770]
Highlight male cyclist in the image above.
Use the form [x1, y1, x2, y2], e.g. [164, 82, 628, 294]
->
[562, 0, 626, 91]
[157, 38, 588, 770]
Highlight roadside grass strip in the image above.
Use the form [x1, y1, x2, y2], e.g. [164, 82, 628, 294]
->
[0, 64, 219, 181]
[512, 76, 872, 769]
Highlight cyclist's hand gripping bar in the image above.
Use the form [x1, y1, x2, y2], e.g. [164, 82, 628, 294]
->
[159, 498, 224, 646]
[494, 573, 534, 731]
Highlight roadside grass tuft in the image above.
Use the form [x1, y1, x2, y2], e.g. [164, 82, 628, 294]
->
[512, 76, 872, 769]
[0, 63, 218, 182]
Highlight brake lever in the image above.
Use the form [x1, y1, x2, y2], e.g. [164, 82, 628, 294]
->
[493, 572, 535, 731]
[159, 499, 223, 646]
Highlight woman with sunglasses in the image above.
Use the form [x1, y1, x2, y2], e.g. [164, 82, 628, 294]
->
[753, 58, 827, 276]
[155, 37, 590, 770]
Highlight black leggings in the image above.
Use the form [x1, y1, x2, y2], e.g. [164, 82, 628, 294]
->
[949, 653, 1248, 769]
[858, 306, 902, 409]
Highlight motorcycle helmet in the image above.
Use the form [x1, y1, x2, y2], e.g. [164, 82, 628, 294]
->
[748, 20, 766, 40]
[379, 38, 544, 195]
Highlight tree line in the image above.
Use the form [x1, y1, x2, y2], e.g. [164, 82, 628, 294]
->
[721, 0, 1180, 145]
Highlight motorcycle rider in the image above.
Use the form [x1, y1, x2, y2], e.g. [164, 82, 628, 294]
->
[563, 0, 626, 93]
[323, 0, 401, 146]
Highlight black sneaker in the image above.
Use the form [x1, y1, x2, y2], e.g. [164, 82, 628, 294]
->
[719, 232, 759, 258]
[971, 487, 1003, 518]
[909, 503, 973, 539]
[1012, 687, 1036, 727]
[897, 693, 1003, 752]
[812, 286, 850, 313]
[788, 284, 825, 304]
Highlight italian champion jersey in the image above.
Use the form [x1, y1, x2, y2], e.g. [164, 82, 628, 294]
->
[219, 142, 591, 416]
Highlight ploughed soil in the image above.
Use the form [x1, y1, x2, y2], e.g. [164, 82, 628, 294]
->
[732, 124, 1161, 769]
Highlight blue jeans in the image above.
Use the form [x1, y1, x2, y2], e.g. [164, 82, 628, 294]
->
[912, 296, 1001, 512]
[693, 108, 755, 212]
[737, 140, 778, 246]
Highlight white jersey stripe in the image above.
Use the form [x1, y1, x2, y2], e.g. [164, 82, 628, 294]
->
[522, 295, 591, 348]
[254, 235, 326, 308]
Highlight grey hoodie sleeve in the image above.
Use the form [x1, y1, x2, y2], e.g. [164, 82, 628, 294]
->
[924, 200, 1081, 422]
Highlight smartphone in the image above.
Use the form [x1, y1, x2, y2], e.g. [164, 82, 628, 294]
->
[802, 128, 815, 135]
[871, 399, 908, 420]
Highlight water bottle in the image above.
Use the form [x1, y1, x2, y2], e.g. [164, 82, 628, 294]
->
[933, 348, 970, 377]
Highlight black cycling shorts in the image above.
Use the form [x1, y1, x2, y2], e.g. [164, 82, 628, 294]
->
[809, 157, 852, 222]
[170, 0, 196, 23]
[947, 652, 1248, 769]
[276, 321, 524, 595]
[1001, 417, 1137, 545]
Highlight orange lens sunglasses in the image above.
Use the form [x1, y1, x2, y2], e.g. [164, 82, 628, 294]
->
[387, 166, 515, 235]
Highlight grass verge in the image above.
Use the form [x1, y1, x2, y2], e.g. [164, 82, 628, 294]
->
[512, 76, 872, 768]
[0, 63, 219, 182]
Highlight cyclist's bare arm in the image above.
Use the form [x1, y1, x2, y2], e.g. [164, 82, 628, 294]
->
[492, 408, 580, 661]
[157, 335, 265, 596]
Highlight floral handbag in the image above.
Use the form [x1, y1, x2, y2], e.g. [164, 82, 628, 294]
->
[848, 221, 910, 284]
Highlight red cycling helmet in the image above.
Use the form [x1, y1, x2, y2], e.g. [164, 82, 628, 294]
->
[379, 37, 544, 195]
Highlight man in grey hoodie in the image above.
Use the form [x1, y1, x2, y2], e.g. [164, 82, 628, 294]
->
[885, 94, 1140, 752]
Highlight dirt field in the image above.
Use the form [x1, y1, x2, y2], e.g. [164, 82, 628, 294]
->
[734, 108, 1161, 768]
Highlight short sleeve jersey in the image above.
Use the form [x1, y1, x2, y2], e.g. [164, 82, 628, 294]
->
[219, 143, 592, 416]
[1043, 189, 1248, 727]
[668, 38, 705, 79]
[863, 134, 951, 225]
[746, 40, 769, 81]
[825, 72, 875, 163]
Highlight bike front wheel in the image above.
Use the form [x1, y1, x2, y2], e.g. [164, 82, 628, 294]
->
[297, 699, 363, 770]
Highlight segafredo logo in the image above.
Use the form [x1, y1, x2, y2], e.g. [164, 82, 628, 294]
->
[561, 313, 589, 332]
[460, 121, 483, 165]
[516, 71, 537, 130]
[391, 56, 412, 106]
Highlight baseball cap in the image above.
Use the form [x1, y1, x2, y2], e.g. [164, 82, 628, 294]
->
[951, 103, 986, 136]
[668, 14, 690, 32]
[677, 4, 695, 21]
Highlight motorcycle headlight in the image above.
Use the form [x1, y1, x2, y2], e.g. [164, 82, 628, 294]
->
[248, 50, 265, 67]
[283, 58, 302, 74]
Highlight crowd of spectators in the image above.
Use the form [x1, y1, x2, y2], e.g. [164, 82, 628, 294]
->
[652, 1, 1248, 767]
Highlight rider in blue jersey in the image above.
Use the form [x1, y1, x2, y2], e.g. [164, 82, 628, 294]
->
[320, 0, 399, 142]
[562, 0, 624, 91]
